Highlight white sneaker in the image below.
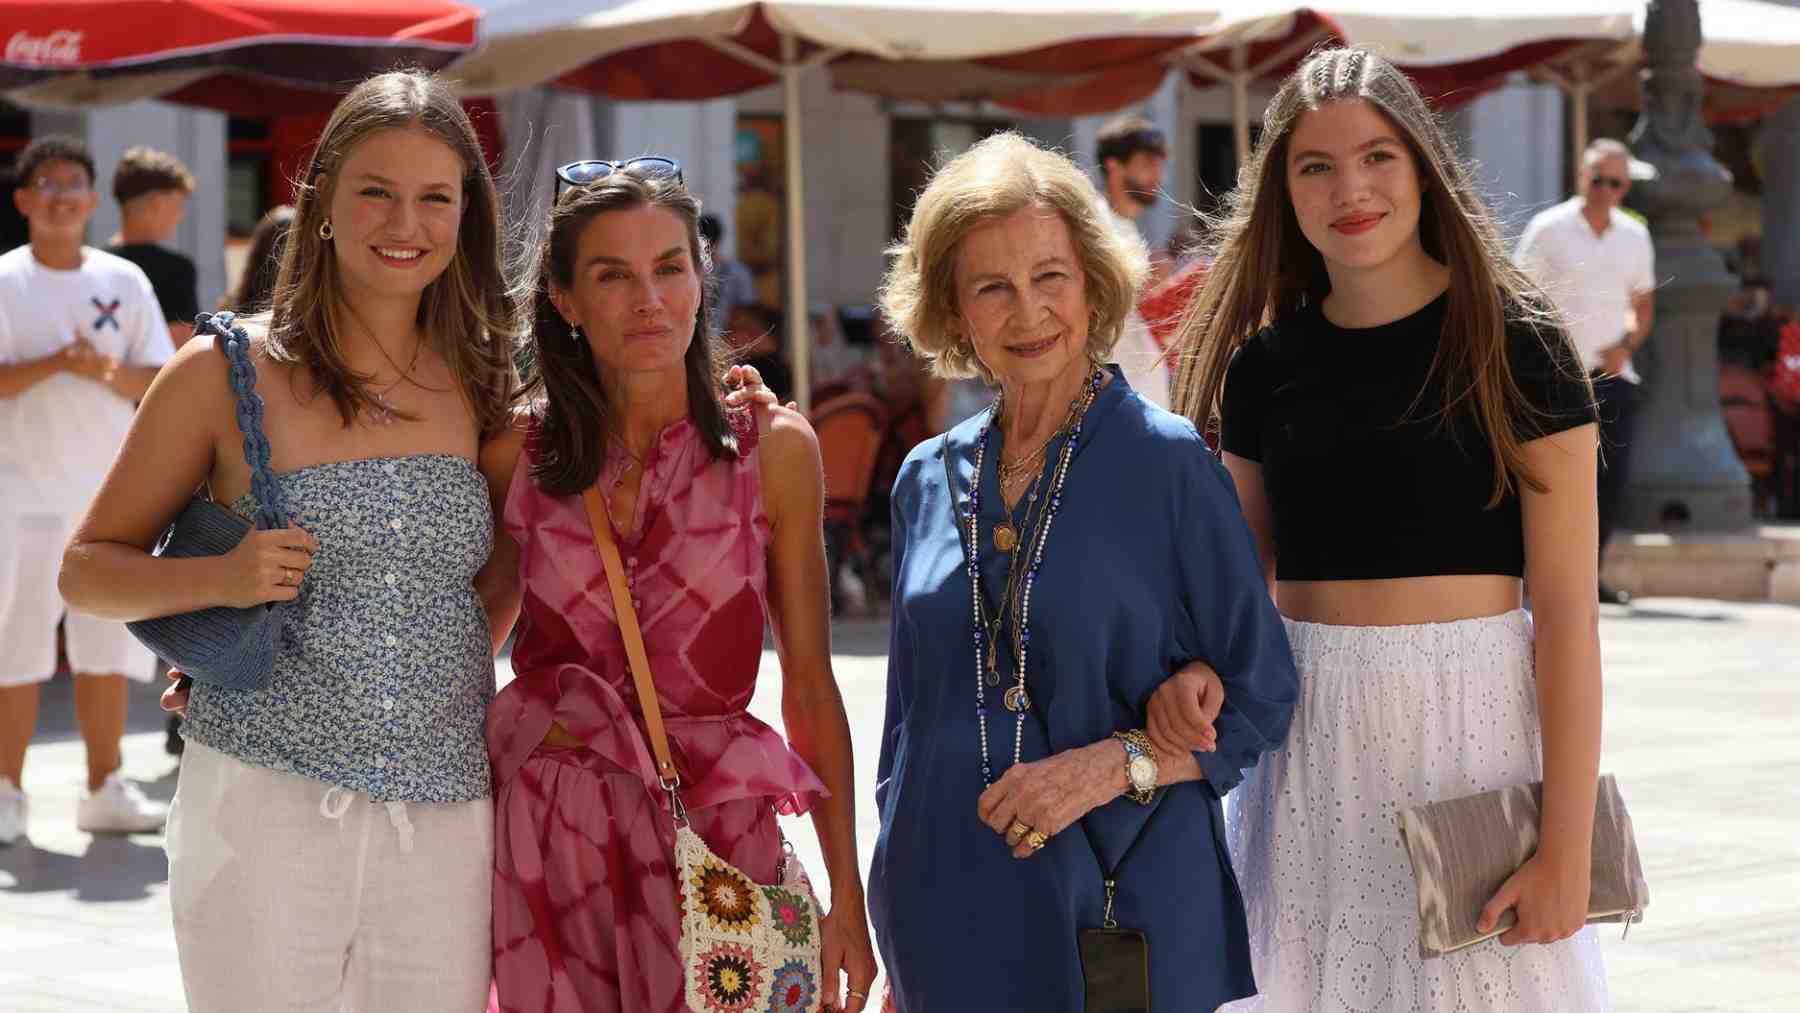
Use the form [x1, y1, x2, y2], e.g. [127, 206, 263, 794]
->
[77, 772, 167, 835]
[0, 779, 24, 845]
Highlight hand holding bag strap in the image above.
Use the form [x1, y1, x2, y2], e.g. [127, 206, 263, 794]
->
[579, 486, 681, 788]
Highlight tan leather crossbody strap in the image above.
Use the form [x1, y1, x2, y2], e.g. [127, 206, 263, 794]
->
[580, 487, 680, 787]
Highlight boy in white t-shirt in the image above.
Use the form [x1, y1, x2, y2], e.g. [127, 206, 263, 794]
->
[0, 135, 173, 845]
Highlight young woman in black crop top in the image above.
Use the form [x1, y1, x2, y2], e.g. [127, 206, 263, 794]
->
[1152, 49, 1611, 1011]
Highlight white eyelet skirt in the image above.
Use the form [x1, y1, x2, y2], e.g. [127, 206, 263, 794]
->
[1221, 609, 1610, 1012]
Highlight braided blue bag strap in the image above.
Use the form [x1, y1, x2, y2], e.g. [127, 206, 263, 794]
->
[205, 311, 288, 531]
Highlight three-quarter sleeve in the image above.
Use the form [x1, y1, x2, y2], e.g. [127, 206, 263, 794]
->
[1218, 336, 1269, 462]
[1172, 439, 1298, 796]
[1508, 317, 1599, 440]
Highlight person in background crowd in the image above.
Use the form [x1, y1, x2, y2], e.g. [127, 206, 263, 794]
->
[108, 146, 199, 348]
[1514, 137, 1656, 606]
[1171, 47, 1610, 1011]
[700, 211, 757, 337]
[1, 135, 174, 846]
[219, 204, 296, 315]
[1094, 115, 1172, 408]
[725, 302, 794, 403]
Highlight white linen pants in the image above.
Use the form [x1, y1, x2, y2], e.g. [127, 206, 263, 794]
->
[167, 740, 493, 1012]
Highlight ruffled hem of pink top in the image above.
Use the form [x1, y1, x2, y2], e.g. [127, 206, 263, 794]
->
[486, 662, 828, 816]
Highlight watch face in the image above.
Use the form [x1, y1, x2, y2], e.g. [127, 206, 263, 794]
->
[1128, 755, 1156, 789]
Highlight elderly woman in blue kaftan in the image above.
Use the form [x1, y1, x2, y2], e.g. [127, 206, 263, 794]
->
[866, 132, 1298, 1013]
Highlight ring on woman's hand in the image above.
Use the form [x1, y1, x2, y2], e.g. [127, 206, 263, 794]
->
[1025, 829, 1049, 851]
[1005, 820, 1031, 847]
[847, 990, 868, 1000]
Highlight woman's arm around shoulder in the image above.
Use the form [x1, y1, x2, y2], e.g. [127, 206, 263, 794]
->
[475, 409, 530, 656]
[60, 331, 319, 621]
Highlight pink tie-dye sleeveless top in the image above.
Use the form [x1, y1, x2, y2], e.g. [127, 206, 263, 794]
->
[486, 415, 826, 814]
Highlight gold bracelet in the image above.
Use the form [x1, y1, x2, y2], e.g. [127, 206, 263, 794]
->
[1113, 729, 1158, 805]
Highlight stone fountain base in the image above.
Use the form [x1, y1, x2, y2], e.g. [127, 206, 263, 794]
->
[1602, 525, 1800, 602]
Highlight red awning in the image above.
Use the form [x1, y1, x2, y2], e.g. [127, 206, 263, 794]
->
[1, 0, 478, 103]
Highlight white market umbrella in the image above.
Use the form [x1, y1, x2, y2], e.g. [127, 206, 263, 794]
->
[1178, 1, 1643, 164]
[447, 0, 1241, 410]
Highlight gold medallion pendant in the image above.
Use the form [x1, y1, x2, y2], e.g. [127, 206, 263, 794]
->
[993, 523, 1018, 552]
[1003, 685, 1032, 713]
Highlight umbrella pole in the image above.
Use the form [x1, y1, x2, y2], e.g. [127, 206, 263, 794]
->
[1571, 64, 1590, 166]
[1232, 44, 1251, 168]
[781, 32, 812, 414]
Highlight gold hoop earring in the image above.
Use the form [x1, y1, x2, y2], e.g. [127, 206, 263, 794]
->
[319, 219, 334, 241]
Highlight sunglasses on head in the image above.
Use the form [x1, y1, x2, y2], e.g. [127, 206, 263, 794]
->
[1590, 175, 1628, 191]
[554, 157, 683, 198]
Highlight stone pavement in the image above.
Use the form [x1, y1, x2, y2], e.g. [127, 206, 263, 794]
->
[1, 600, 1796, 1012]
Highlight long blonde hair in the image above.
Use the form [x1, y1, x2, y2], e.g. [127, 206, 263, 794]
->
[1172, 47, 1589, 505]
[266, 70, 520, 435]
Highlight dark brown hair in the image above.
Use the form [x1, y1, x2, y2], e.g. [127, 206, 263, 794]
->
[112, 146, 196, 204]
[268, 69, 520, 436]
[221, 204, 295, 315]
[1171, 47, 1591, 506]
[521, 169, 735, 497]
[15, 135, 94, 187]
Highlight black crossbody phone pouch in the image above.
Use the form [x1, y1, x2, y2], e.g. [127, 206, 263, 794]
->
[1076, 809, 1157, 1013]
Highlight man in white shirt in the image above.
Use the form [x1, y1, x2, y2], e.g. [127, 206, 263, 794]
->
[0, 135, 172, 844]
[1514, 138, 1656, 605]
[1095, 116, 1172, 408]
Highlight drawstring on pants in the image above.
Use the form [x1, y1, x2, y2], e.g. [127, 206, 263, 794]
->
[317, 785, 416, 854]
[383, 801, 415, 854]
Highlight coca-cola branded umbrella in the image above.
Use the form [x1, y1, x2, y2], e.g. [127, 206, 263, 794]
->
[1, 0, 480, 114]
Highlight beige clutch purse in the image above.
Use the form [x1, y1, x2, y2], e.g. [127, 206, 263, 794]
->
[1396, 774, 1648, 958]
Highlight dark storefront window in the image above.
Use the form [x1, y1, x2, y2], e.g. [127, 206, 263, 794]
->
[889, 117, 1012, 243]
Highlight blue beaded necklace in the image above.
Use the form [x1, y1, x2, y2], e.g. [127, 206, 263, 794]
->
[961, 368, 1103, 785]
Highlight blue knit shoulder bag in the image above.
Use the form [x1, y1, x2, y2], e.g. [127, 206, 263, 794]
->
[126, 311, 291, 691]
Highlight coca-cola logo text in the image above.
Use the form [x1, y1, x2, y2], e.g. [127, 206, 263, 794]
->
[6, 31, 84, 67]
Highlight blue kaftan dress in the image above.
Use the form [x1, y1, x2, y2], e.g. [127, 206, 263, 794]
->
[868, 369, 1299, 1012]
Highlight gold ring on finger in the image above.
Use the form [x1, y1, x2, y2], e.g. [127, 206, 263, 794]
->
[285, 567, 300, 586]
[1026, 829, 1049, 851]
[1005, 820, 1031, 847]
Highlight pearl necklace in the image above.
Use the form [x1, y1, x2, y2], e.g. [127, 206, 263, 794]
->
[962, 368, 1102, 785]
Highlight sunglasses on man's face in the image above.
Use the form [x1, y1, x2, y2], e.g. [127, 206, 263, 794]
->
[1590, 175, 1628, 191]
[554, 157, 683, 199]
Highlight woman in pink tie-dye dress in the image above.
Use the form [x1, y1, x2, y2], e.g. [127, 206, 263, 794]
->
[478, 162, 877, 1013]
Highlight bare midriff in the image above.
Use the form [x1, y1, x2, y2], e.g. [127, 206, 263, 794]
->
[1276, 574, 1523, 627]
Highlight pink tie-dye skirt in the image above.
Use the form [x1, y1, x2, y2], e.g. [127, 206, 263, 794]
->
[491, 745, 784, 1013]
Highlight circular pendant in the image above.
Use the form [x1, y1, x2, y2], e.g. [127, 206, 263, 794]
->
[985, 668, 1002, 688]
[993, 523, 1018, 552]
[1003, 685, 1032, 713]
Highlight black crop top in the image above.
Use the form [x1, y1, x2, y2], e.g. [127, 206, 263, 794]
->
[1219, 294, 1596, 581]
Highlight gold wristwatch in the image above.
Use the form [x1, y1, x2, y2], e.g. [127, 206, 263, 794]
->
[1113, 729, 1158, 805]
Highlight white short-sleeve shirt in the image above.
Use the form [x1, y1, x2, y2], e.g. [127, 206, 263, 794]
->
[0, 245, 175, 511]
[1102, 206, 1171, 409]
[1513, 198, 1656, 384]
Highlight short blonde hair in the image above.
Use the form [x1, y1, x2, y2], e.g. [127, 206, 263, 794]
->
[880, 132, 1149, 381]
